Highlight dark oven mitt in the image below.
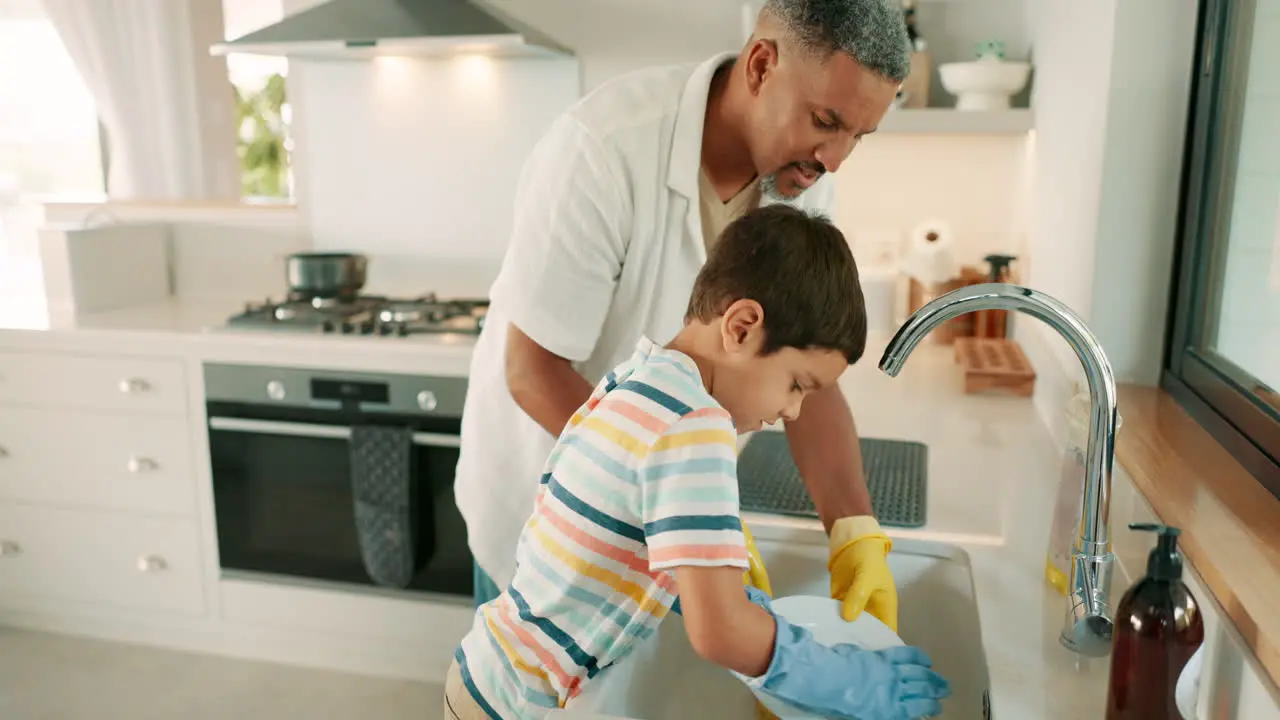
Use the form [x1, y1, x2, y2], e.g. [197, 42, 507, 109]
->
[349, 425, 416, 588]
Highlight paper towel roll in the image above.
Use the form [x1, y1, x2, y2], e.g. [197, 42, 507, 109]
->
[901, 220, 959, 286]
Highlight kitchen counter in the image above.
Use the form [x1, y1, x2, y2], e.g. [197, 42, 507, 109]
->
[0, 296, 478, 376]
[746, 333, 1113, 718]
[0, 299, 1111, 715]
[3, 296, 1271, 717]
[1115, 385, 1280, 690]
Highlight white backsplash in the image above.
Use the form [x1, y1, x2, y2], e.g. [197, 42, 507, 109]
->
[169, 221, 308, 302]
[286, 35, 1033, 288]
[294, 55, 581, 261]
[832, 131, 1032, 273]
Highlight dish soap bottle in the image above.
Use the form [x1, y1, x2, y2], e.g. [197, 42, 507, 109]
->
[1106, 523, 1204, 719]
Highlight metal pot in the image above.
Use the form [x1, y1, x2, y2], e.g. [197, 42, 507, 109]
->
[286, 252, 368, 299]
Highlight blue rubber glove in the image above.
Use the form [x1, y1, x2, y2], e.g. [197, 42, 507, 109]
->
[738, 587, 950, 720]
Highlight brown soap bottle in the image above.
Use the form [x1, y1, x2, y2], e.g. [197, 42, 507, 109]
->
[1105, 523, 1204, 719]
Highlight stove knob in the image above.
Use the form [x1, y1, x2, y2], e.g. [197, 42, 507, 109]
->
[266, 380, 286, 401]
[397, 325, 409, 337]
[379, 324, 392, 336]
[340, 321, 354, 334]
[321, 320, 335, 333]
[360, 321, 374, 334]
[417, 391, 438, 412]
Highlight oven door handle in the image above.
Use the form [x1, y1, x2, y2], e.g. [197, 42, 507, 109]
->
[207, 417, 461, 448]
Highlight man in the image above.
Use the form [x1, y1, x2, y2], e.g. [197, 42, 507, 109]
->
[455, 0, 909, 631]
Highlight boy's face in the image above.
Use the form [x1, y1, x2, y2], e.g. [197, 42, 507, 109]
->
[712, 300, 849, 433]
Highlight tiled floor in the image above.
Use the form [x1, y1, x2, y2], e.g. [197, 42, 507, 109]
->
[0, 628, 445, 719]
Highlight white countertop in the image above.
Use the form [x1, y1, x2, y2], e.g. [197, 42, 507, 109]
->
[0, 295, 479, 376]
[0, 294, 1110, 716]
[748, 335, 1111, 718]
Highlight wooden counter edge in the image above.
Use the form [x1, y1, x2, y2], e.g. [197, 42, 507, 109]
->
[1115, 384, 1280, 691]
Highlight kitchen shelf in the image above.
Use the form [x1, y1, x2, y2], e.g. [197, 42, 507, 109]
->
[878, 108, 1034, 135]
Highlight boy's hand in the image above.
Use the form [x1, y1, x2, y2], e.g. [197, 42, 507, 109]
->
[829, 516, 899, 631]
[737, 581, 950, 720]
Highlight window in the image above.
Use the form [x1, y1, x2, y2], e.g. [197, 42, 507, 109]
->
[222, 0, 293, 201]
[1166, 0, 1280, 495]
[0, 1, 104, 296]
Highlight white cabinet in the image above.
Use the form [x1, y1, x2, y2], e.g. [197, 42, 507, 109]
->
[0, 347, 205, 619]
[0, 350, 187, 414]
[0, 406, 196, 515]
[0, 503, 205, 615]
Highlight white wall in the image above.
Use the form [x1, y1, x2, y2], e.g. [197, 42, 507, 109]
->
[831, 133, 1031, 272]
[294, 56, 580, 260]
[1086, 0, 1196, 387]
[270, 0, 1032, 323]
[1015, 0, 1117, 437]
[1017, 0, 1198, 440]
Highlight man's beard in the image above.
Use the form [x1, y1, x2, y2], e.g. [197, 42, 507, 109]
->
[760, 162, 826, 200]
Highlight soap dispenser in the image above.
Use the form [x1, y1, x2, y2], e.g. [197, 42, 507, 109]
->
[1105, 523, 1205, 719]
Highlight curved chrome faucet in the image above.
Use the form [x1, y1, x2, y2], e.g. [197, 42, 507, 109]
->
[880, 283, 1119, 657]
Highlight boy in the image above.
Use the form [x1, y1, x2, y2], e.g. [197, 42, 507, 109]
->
[445, 205, 950, 720]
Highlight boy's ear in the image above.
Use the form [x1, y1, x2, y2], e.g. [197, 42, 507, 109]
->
[720, 299, 765, 354]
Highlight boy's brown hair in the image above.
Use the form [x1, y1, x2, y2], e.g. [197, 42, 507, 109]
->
[685, 204, 867, 364]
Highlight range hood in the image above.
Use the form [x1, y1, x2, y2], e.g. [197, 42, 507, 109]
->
[210, 0, 572, 60]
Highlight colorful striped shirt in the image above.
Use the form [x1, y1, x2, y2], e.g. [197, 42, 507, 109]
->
[455, 336, 749, 719]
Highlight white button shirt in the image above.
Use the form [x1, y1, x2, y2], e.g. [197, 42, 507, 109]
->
[455, 52, 836, 586]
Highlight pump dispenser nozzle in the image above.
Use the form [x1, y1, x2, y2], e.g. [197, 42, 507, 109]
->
[1129, 522, 1184, 581]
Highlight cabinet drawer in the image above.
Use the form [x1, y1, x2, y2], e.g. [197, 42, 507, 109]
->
[0, 350, 187, 415]
[0, 503, 205, 615]
[0, 407, 196, 516]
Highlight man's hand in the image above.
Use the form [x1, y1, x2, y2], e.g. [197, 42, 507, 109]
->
[828, 516, 898, 631]
[782, 386, 898, 628]
[741, 521, 773, 596]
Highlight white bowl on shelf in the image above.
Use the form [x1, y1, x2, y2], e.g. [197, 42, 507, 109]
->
[939, 58, 1031, 111]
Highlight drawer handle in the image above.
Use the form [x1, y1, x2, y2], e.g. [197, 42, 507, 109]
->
[118, 377, 151, 394]
[137, 555, 168, 573]
[127, 456, 159, 473]
[0, 540, 21, 557]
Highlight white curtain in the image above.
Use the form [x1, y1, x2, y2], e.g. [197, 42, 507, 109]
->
[41, 0, 240, 200]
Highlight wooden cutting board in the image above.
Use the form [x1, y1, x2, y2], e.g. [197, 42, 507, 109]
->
[954, 337, 1036, 396]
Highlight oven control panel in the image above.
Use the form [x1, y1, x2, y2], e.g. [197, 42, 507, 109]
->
[203, 364, 467, 417]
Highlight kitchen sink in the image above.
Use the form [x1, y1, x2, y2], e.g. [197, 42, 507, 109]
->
[558, 535, 991, 720]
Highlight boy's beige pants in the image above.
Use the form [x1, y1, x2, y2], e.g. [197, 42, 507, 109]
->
[444, 659, 492, 719]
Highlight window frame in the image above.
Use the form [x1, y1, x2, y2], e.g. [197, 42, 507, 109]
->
[1164, 0, 1280, 497]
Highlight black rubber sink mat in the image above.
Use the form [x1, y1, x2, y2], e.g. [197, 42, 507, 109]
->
[737, 432, 928, 528]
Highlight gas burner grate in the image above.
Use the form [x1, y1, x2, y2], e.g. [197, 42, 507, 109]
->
[225, 294, 489, 337]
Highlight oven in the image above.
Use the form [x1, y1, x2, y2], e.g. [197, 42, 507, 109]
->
[204, 363, 473, 599]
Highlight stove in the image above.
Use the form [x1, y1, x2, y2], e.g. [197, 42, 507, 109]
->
[225, 293, 489, 336]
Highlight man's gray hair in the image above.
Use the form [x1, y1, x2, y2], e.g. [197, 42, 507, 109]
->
[763, 0, 912, 83]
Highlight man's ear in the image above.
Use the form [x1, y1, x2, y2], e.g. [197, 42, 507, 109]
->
[743, 38, 778, 95]
[720, 299, 765, 353]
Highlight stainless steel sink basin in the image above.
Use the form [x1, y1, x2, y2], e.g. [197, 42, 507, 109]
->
[560, 535, 991, 719]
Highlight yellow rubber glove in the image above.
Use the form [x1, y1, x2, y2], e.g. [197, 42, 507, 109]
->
[741, 521, 773, 597]
[828, 516, 899, 632]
